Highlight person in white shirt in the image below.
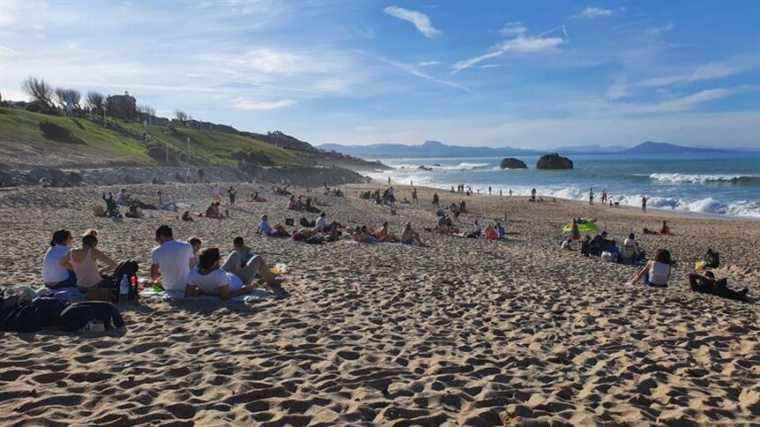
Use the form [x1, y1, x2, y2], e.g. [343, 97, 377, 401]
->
[42, 229, 76, 288]
[150, 225, 194, 295]
[314, 212, 327, 232]
[187, 248, 255, 300]
[629, 249, 673, 288]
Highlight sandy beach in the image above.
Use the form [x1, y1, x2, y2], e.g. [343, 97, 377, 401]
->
[1, 182, 758, 425]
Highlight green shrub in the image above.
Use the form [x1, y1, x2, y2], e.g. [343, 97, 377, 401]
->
[39, 121, 84, 144]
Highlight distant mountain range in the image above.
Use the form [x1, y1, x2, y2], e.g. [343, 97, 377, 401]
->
[318, 141, 543, 158]
[318, 140, 750, 159]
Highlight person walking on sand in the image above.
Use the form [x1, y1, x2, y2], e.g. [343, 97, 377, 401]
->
[412, 187, 418, 207]
[642, 196, 648, 212]
[228, 186, 237, 205]
[589, 188, 594, 206]
[530, 188, 536, 202]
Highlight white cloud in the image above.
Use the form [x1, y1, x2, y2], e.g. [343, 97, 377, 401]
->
[645, 23, 674, 36]
[575, 7, 615, 19]
[233, 98, 296, 110]
[614, 89, 736, 114]
[654, 89, 733, 112]
[453, 35, 564, 73]
[376, 57, 468, 92]
[606, 76, 630, 100]
[383, 6, 442, 39]
[500, 22, 527, 37]
[418, 61, 440, 67]
[639, 62, 744, 88]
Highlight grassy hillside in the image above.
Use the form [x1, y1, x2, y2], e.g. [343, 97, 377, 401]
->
[0, 106, 301, 168]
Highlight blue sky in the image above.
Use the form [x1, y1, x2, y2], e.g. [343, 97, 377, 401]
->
[1, 0, 759, 148]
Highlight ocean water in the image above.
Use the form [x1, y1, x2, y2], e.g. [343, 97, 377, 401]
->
[367, 153, 760, 219]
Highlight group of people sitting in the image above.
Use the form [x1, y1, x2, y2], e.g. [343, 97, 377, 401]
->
[287, 195, 321, 213]
[41, 226, 285, 301]
[349, 222, 425, 246]
[572, 231, 646, 264]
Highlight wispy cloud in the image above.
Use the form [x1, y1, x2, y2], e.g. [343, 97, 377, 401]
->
[418, 61, 441, 67]
[574, 7, 616, 19]
[376, 57, 468, 91]
[453, 34, 564, 73]
[499, 22, 527, 37]
[606, 76, 630, 100]
[639, 62, 744, 87]
[383, 6, 442, 39]
[645, 23, 674, 36]
[616, 88, 737, 114]
[233, 98, 296, 110]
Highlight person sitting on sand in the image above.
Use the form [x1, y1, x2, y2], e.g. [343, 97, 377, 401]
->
[660, 220, 671, 235]
[629, 249, 673, 288]
[400, 222, 425, 246]
[496, 222, 506, 240]
[314, 212, 328, 232]
[61, 233, 118, 290]
[150, 225, 195, 295]
[221, 237, 279, 287]
[621, 233, 642, 263]
[186, 248, 255, 300]
[352, 226, 377, 244]
[373, 222, 398, 242]
[188, 237, 202, 268]
[205, 201, 223, 219]
[42, 230, 76, 288]
[465, 220, 482, 239]
[561, 236, 574, 250]
[688, 271, 749, 301]
[116, 188, 128, 206]
[580, 235, 592, 256]
[181, 211, 194, 222]
[158, 191, 178, 212]
[570, 219, 581, 240]
[125, 204, 143, 219]
[484, 224, 498, 241]
[102, 192, 120, 218]
[257, 215, 290, 238]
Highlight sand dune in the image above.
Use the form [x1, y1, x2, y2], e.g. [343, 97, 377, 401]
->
[1, 183, 758, 425]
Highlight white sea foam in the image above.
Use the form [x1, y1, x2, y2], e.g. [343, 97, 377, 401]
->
[649, 173, 760, 186]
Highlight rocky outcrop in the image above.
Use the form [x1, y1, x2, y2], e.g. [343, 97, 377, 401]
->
[500, 158, 527, 169]
[0, 165, 370, 188]
[536, 153, 573, 170]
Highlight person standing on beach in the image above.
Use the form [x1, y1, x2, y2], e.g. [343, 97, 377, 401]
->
[412, 187, 418, 207]
[488, 186, 492, 195]
[642, 196, 648, 212]
[589, 188, 594, 205]
[228, 186, 237, 205]
[432, 193, 439, 207]
[530, 188, 536, 202]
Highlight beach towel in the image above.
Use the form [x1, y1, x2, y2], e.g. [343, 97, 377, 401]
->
[562, 221, 599, 234]
[140, 288, 276, 304]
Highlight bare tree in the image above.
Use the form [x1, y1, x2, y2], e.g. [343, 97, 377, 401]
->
[86, 91, 105, 113]
[55, 88, 81, 114]
[175, 110, 188, 123]
[21, 77, 54, 109]
[137, 104, 156, 117]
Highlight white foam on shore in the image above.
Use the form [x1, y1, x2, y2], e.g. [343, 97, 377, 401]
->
[649, 173, 760, 186]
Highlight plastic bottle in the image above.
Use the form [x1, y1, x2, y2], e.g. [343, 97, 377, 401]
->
[130, 275, 139, 302]
[119, 275, 129, 302]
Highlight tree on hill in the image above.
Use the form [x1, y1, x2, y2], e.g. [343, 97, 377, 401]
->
[22, 77, 55, 112]
[175, 110, 188, 123]
[55, 88, 81, 115]
[86, 91, 105, 113]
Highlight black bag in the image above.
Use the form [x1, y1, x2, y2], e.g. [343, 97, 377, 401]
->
[300, 217, 315, 227]
[705, 250, 720, 268]
[0, 297, 68, 333]
[285, 218, 295, 226]
[113, 260, 139, 301]
[59, 301, 124, 332]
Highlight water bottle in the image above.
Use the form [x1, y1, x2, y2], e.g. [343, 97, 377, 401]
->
[119, 275, 129, 302]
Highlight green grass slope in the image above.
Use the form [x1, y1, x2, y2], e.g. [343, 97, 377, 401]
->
[0, 107, 301, 168]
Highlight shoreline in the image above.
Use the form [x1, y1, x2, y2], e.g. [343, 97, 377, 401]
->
[376, 179, 760, 223]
